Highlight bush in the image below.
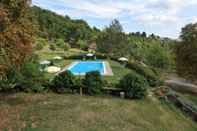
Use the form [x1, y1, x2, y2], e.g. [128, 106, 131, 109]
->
[0, 65, 22, 92]
[52, 71, 75, 93]
[49, 44, 56, 51]
[56, 38, 65, 48]
[0, 59, 48, 93]
[83, 71, 103, 95]
[64, 42, 70, 51]
[126, 62, 159, 86]
[19, 61, 47, 92]
[35, 38, 47, 50]
[118, 72, 148, 99]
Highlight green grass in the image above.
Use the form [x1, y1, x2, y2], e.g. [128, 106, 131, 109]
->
[0, 93, 197, 131]
[105, 60, 131, 85]
[36, 46, 131, 85]
[179, 94, 197, 106]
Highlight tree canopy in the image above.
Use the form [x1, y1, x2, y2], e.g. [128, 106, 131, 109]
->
[0, 0, 35, 77]
[176, 23, 197, 79]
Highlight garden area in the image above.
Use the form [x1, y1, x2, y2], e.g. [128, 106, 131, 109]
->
[1, 1, 197, 130]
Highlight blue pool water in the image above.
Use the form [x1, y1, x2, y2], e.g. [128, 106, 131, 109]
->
[68, 61, 105, 75]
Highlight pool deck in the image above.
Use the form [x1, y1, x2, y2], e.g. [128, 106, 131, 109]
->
[57, 61, 113, 76]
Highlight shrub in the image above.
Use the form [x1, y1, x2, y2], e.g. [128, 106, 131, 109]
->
[0, 59, 48, 93]
[56, 38, 65, 48]
[83, 71, 103, 95]
[49, 44, 56, 51]
[64, 42, 70, 51]
[19, 61, 47, 92]
[0, 65, 22, 92]
[35, 38, 47, 50]
[52, 70, 75, 93]
[126, 62, 159, 86]
[118, 72, 148, 99]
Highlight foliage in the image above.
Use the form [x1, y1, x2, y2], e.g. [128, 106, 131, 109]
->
[30, 6, 99, 44]
[64, 42, 70, 51]
[118, 72, 148, 99]
[35, 37, 47, 50]
[56, 38, 65, 48]
[49, 44, 56, 51]
[83, 71, 103, 95]
[176, 23, 197, 79]
[97, 19, 129, 57]
[0, 57, 47, 93]
[0, 0, 35, 75]
[52, 71, 75, 93]
[126, 61, 159, 86]
[76, 39, 87, 50]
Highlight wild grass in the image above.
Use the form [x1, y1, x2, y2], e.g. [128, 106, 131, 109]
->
[0, 93, 196, 131]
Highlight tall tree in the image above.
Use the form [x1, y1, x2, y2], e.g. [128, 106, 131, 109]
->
[176, 23, 197, 79]
[97, 19, 129, 56]
[0, 0, 35, 77]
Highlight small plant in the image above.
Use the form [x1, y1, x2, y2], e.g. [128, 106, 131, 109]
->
[49, 44, 56, 51]
[52, 70, 75, 93]
[118, 72, 148, 99]
[64, 42, 70, 51]
[83, 71, 103, 95]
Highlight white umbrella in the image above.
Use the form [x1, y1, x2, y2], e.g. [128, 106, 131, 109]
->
[45, 66, 61, 73]
[53, 56, 62, 60]
[40, 60, 51, 65]
[118, 57, 128, 62]
[86, 53, 94, 57]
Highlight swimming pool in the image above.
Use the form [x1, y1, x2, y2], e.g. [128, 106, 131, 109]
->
[68, 61, 106, 75]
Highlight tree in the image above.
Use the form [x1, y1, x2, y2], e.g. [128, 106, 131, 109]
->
[118, 72, 148, 99]
[0, 0, 35, 76]
[83, 71, 103, 95]
[97, 19, 129, 57]
[176, 23, 197, 79]
[56, 38, 65, 48]
[76, 39, 87, 50]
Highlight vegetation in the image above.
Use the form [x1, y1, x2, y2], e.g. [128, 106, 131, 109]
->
[84, 71, 104, 95]
[30, 6, 99, 46]
[52, 71, 75, 93]
[118, 72, 148, 99]
[0, 57, 47, 93]
[0, 0, 35, 76]
[176, 23, 197, 80]
[0, 93, 197, 131]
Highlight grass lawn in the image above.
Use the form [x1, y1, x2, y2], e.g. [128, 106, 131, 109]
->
[179, 93, 197, 106]
[0, 93, 197, 131]
[36, 47, 132, 85]
[105, 60, 131, 85]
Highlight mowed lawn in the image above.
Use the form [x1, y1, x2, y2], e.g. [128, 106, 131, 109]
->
[0, 93, 197, 131]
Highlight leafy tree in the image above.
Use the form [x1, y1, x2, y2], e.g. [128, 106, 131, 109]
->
[97, 19, 129, 57]
[35, 37, 47, 50]
[64, 42, 70, 51]
[0, 0, 35, 76]
[83, 71, 103, 95]
[176, 23, 197, 79]
[76, 39, 87, 50]
[56, 38, 65, 48]
[118, 72, 148, 99]
[52, 71, 76, 93]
